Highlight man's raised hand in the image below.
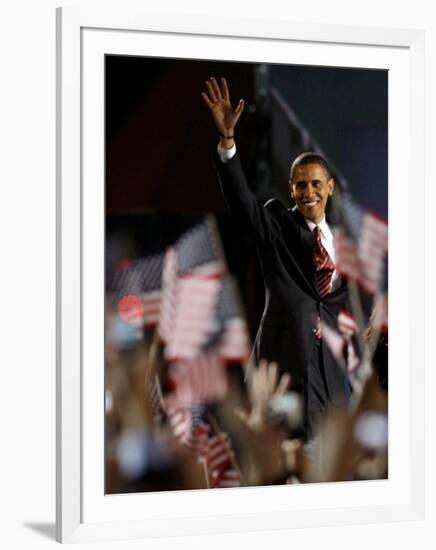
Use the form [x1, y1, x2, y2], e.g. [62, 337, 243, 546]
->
[201, 76, 245, 138]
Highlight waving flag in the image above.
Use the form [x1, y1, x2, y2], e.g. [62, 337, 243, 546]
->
[163, 273, 222, 361]
[321, 309, 360, 373]
[214, 468, 241, 488]
[158, 216, 227, 360]
[166, 351, 228, 408]
[158, 246, 178, 342]
[333, 192, 388, 296]
[166, 404, 241, 488]
[109, 253, 164, 327]
[204, 275, 251, 364]
[166, 404, 210, 454]
[176, 216, 226, 277]
[201, 432, 241, 489]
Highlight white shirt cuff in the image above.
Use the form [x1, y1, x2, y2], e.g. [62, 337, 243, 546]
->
[217, 143, 236, 163]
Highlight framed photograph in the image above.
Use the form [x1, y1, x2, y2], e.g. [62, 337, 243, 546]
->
[56, 6, 425, 543]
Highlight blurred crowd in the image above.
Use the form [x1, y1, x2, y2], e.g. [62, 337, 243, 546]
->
[105, 215, 388, 494]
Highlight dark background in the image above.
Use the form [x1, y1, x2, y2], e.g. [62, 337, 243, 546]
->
[105, 55, 388, 336]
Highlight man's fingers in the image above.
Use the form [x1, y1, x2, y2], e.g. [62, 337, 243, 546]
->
[209, 76, 223, 100]
[251, 366, 262, 402]
[276, 372, 292, 395]
[234, 407, 249, 425]
[205, 80, 218, 103]
[258, 360, 269, 400]
[234, 98, 245, 114]
[267, 362, 278, 394]
[221, 77, 230, 101]
[233, 99, 245, 125]
[201, 91, 214, 109]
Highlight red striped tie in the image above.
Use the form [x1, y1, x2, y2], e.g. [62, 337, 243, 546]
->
[314, 226, 335, 338]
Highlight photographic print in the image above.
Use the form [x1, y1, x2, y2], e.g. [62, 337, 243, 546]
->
[104, 55, 388, 494]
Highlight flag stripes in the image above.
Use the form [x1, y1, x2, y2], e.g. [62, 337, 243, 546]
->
[166, 352, 228, 408]
[321, 309, 360, 373]
[334, 198, 388, 295]
[163, 273, 222, 361]
[166, 405, 241, 488]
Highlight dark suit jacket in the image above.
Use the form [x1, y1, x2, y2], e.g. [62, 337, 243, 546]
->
[215, 152, 352, 406]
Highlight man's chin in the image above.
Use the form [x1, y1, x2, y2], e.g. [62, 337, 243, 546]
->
[297, 204, 324, 224]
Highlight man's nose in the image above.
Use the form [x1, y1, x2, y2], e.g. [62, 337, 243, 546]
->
[304, 184, 316, 196]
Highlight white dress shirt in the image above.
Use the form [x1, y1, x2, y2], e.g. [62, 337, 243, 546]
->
[217, 142, 237, 163]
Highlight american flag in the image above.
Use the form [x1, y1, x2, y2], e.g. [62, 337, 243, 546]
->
[214, 468, 241, 488]
[338, 309, 358, 337]
[158, 246, 178, 342]
[158, 216, 227, 360]
[320, 321, 347, 370]
[218, 318, 251, 364]
[166, 404, 241, 488]
[163, 274, 222, 361]
[109, 253, 164, 327]
[166, 404, 210, 454]
[166, 351, 228, 408]
[201, 432, 241, 489]
[333, 192, 388, 295]
[176, 216, 226, 277]
[204, 276, 251, 364]
[204, 433, 233, 475]
[338, 309, 360, 372]
[321, 309, 360, 373]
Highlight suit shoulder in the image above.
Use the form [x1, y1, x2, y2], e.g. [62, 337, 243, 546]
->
[263, 197, 287, 216]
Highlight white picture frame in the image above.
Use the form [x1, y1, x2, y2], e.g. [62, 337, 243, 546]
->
[56, 6, 425, 543]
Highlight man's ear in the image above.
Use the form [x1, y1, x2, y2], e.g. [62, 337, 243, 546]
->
[289, 180, 294, 198]
[328, 178, 335, 196]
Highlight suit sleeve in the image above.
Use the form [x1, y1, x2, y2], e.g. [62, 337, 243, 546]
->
[214, 152, 282, 246]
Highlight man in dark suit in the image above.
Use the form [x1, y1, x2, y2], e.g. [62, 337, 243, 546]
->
[202, 76, 353, 441]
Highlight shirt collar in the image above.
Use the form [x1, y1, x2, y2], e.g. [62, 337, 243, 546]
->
[305, 216, 332, 240]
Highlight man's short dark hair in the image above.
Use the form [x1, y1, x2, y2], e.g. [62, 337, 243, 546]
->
[289, 152, 332, 181]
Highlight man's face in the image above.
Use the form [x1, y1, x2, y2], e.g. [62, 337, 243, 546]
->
[290, 163, 334, 224]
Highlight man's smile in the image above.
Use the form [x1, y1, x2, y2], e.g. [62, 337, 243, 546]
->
[301, 199, 320, 207]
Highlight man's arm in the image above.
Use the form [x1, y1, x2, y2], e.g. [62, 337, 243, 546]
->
[202, 77, 281, 245]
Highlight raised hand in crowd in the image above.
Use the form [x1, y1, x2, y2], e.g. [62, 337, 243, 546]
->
[234, 360, 291, 433]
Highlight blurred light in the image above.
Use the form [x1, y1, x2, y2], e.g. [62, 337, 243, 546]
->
[118, 294, 145, 326]
[286, 475, 301, 484]
[354, 411, 388, 450]
[109, 314, 142, 350]
[117, 429, 148, 480]
[105, 390, 113, 414]
[269, 392, 303, 429]
[116, 257, 132, 270]
[116, 428, 170, 481]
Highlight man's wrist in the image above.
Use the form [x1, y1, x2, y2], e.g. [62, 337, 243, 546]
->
[217, 141, 236, 163]
[220, 136, 235, 150]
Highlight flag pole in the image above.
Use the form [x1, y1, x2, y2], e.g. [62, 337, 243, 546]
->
[199, 456, 211, 489]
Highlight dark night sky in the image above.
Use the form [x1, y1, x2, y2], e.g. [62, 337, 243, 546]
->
[106, 55, 387, 218]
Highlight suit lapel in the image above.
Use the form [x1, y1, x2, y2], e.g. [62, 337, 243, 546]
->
[287, 207, 319, 297]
